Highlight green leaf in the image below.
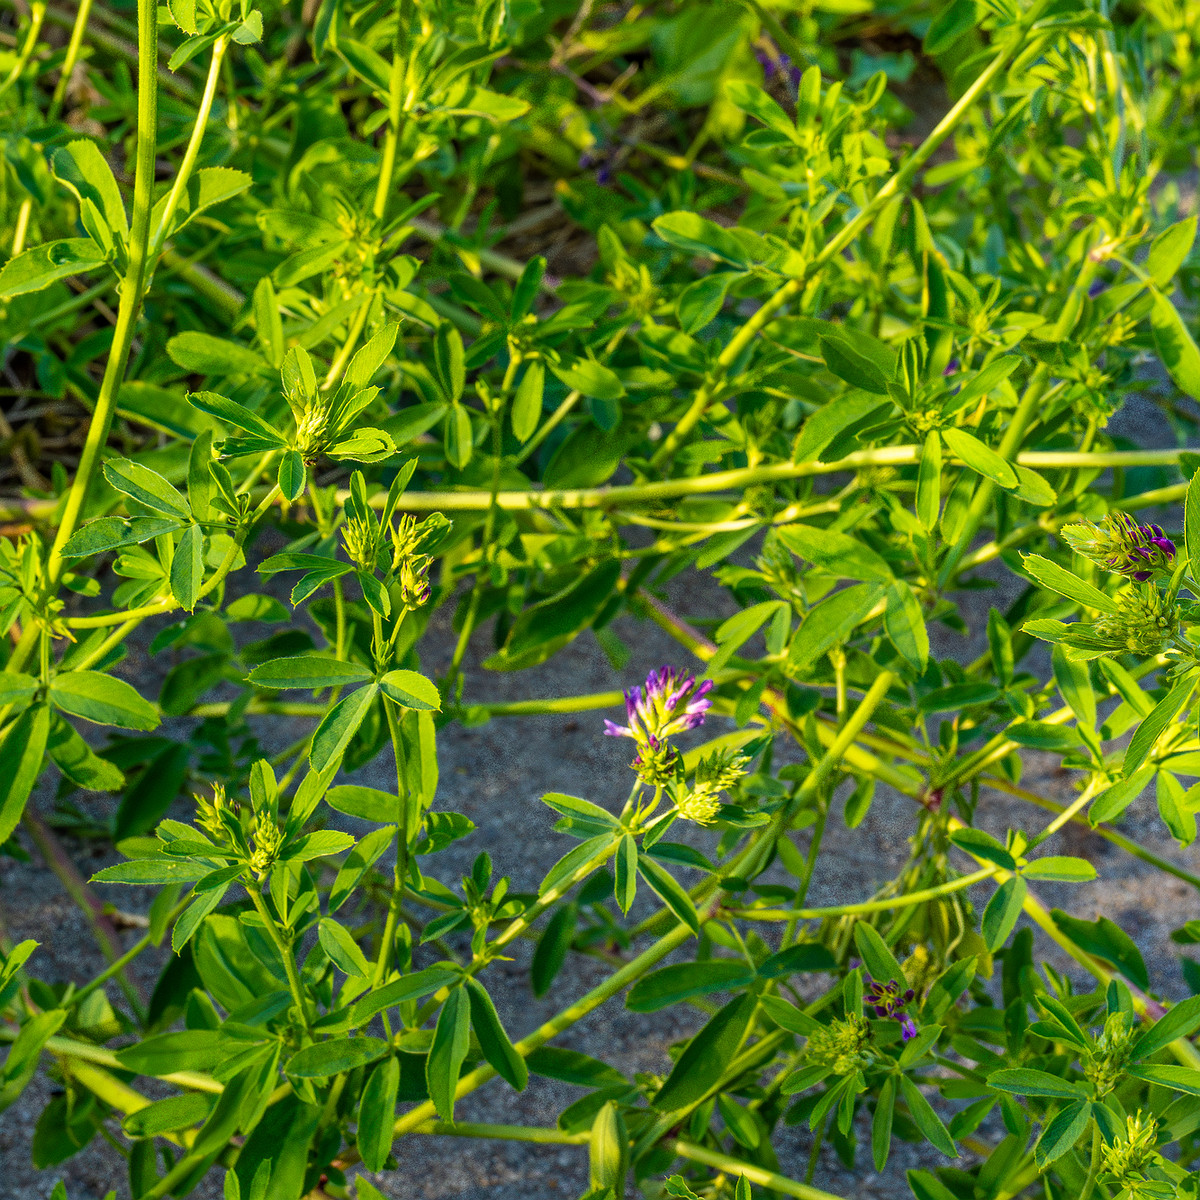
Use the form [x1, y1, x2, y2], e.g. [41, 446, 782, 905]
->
[1157, 771, 1196, 848]
[61, 516, 185, 558]
[898, 1074, 956, 1158]
[0, 239, 106, 298]
[1124, 678, 1194, 776]
[349, 966, 460, 1027]
[883, 579, 928, 671]
[925, 0, 978, 54]
[853, 921, 904, 985]
[357, 1056, 399, 1172]
[122, 1092, 214, 1138]
[982, 876, 1026, 952]
[318, 918, 370, 978]
[708, 601, 788, 674]
[589, 1100, 627, 1192]
[614, 833, 637, 914]
[1126, 1063, 1200, 1094]
[326, 785, 400, 824]
[788, 583, 885, 673]
[918, 683, 1000, 713]
[819, 327, 895, 394]
[1130, 994, 1200, 1062]
[541, 793, 619, 826]
[916, 432, 942, 529]
[188, 391, 286, 445]
[759, 995, 819, 1035]
[0, 672, 38, 712]
[52, 141, 127, 237]
[724, 79, 797, 139]
[511, 362, 544, 442]
[1050, 910, 1149, 989]
[285, 1036, 389, 1078]
[92, 857, 209, 885]
[637, 853, 700, 934]
[426, 987, 471, 1121]
[168, 332, 267, 378]
[379, 669, 442, 711]
[1035, 1099, 1090, 1166]
[652, 211, 756, 268]
[465, 977, 527, 1091]
[1089, 765, 1155, 825]
[652, 994, 757, 1112]
[102, 459, 191, 521]
[1148, 217, 1197, 289]
[942, 427, 1018, 489]
[1151, 290, 1200, 400]
[46, 715, 124, 792]
[49, 671, 159, 730]
[525, 1046, 626, 1088]
[548, 358, 625, 401]
[311, 684, 379, 773]
[531, 903, 576, 998]
[0, 706, 50, 845]
[1020, 553, 1118, 614]
[249, 656, 374, 691]
[1021, 856, 1096, 882]
[1188, 468, 1200, 576]
[776, 524, 892, 582]
[486, 560, 621, 671]
[170, 524, 204, 612]
[538, 834, 611, 897]
[627, 961, 756, 1013]
[116, 1030, 226, 1076]
[949, 827, 1015, 870]
[278, 451, 306, 502]
[872, 1074, 896, 1172]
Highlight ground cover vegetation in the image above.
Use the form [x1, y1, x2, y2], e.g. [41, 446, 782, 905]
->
[2, 0, 1200, 1196]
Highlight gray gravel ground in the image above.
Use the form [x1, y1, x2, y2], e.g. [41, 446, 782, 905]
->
[4, 396, 1199, 1199]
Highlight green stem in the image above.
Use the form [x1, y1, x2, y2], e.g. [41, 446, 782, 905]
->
[375, 916, 700, 1154]
[373, 699, 410, 988]
[671, 1140, 846, 1200]
[407, 1121, 589, 1144]
[648, 4, 1054, 470]
[732, 866, 995, 922]
[371, 7, 406, 220]
[45, 0, 158, 586]
[248, 884, 310, 1030]
[0, 0, 47, 100]
[150, 35, 229, 258]
[48, 0, 92, 116]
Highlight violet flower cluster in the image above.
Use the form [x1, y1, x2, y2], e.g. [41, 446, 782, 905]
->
[1061, 513, 1176, 582]
[604, 666, 713, 784]
[865, 976, 918, 1041]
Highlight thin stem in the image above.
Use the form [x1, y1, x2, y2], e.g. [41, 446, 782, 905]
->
[45, 0, 158, 585]
[671, 1140, 847, 1200]
[49, 0, 94, 118]
[11, 197, 32, 256]
[373, 699, 409, 988]
[732, 866, 995, 922]
[648, 3, 1054, 470]
[248, 884, 310, 1030]
[150, 35, 229, 256]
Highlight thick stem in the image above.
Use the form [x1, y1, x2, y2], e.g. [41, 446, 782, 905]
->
[45, 0, 158, 585]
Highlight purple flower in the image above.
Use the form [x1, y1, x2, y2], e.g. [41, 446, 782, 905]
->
[605, 666, 713, 775]
[1061, 513, 1176, 582]
[864, 975, 917, 1041]
[942, 359, 960, 377]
